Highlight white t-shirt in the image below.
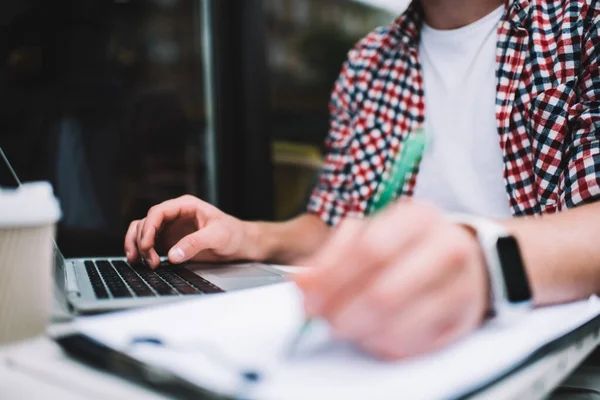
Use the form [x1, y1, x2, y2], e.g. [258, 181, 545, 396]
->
[412, 6, 512, 219]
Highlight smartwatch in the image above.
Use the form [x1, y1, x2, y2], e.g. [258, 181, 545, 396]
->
[448, 213, 533, 318]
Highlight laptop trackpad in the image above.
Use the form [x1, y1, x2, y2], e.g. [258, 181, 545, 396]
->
[186, 263, 279, 278]
[186, 263, 284, 291]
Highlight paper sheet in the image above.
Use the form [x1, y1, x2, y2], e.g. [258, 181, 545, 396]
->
[76, 283, 600, 400]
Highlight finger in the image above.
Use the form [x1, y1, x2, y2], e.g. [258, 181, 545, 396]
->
[136, 219, 153, 267]
[187, 250, 225, 262]
[145, 248, 161, 269]
[294, 218, 364, 308]
[124, 221, 140, 262]
[139, 196, 205, 252]
[422, 292, 484, 355]
[137, 217, 162, 270]
[329, 225, 465, 340]
[168, 224, 226, 264]
[308, 202, 439, 317]
[138, 217, 149, 250]
[186, 249, 241, 263]
[299, 217, 364, 271]
[358, 274, 469, 360]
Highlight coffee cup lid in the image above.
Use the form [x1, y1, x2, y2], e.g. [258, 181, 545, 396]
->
[0, 182, 61, 227]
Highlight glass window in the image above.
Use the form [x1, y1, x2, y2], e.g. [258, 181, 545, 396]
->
[0, 0, 207, 257]
[265, 0, 404, 220]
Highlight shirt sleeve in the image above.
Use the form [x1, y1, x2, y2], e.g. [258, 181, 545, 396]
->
[306, 56, 358, 226]
[560, 11, 600, 208]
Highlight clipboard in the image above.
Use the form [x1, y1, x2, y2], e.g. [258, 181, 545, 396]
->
[56, 313, 600, 400]
[57, 283, 600, 400]
[459, 312, 600, 398]
[56, 333, 228, 400]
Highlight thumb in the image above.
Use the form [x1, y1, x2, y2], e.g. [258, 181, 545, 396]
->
[168, 224, 223, 264]
[291, 257, 319, 301]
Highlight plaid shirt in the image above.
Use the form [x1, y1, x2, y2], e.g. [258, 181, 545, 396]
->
[307, 0, 600, 226]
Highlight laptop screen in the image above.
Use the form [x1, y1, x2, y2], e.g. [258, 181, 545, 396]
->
[0, 147, 71, 315]
[0, 148, 20, 189]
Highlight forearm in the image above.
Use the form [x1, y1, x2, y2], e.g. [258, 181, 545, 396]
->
[504, 202, 600, 306]
[243, 213, 332, 264]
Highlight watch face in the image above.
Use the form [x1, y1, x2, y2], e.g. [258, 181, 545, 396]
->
[497, 236, 532, 303]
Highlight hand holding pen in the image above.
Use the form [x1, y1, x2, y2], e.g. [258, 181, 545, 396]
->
[290, 130, 490, 360]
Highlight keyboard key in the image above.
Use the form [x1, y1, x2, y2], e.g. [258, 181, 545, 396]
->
[96, 261, 132, 298]
[171, 268, 224, 294]
[130, 264, 178, 296]
[112, 261, 156, 297]
[84, 261, 109, 299]
[155, 269, 201, 295]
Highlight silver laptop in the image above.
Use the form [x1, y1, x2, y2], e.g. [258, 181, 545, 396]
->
[0, 148, 288, 316]
[58, 255, 287, 315]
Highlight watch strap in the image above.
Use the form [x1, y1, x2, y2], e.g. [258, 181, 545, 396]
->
[447, 213, 532, 317]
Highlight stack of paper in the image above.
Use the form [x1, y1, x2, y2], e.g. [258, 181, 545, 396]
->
[75, 283, 600, 400]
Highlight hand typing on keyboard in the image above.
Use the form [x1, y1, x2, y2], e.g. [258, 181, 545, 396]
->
[124, 195, 256, 269]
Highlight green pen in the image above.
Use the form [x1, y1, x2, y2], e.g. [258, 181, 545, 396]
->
[368, 129, 428, 215]
[286, 318, 314, 357]
[287, 129, 429, 358]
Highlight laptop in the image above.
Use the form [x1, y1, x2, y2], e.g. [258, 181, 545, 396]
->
[0, 148, 289, 316]
[58, 256, 287, 315]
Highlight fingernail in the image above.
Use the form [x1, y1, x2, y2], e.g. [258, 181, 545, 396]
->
[125, 251, 130, 259]
[169, 247, 185, 263]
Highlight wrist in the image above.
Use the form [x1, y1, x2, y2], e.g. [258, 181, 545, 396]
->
[240, 214, 332, 264]
[240, 221, 272, 261]
[449, 213, 533, 318]
[457, 223, 492, 316]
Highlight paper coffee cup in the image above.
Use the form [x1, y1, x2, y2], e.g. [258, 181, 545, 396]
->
[0, 182, 60, 345]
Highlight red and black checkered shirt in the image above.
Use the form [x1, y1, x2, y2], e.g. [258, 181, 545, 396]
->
[307, 0, 600, 226]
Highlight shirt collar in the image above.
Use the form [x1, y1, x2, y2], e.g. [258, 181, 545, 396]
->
[391, 1, 424, 50]
[392, 0, 530, 48]
[506, 0, 530, 28]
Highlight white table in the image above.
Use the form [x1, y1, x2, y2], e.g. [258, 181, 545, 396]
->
[1, 321, 599, 400]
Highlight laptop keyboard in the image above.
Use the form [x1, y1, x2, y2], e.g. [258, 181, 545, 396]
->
[84, 262, 109, 299]
[113, 261, 156, 297]
[83, 260, 224, 299]
[96, 261, 133, 298]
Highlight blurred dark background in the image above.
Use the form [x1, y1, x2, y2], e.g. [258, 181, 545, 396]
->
[0, 0, 400, 257]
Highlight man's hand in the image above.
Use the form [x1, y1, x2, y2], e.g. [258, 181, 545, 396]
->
[124, 195, 255, 269]
[295, 202, 489, 360]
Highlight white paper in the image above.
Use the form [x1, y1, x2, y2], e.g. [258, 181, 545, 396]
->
[76, 283, 600, 400]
